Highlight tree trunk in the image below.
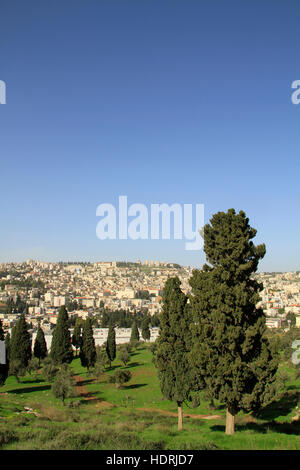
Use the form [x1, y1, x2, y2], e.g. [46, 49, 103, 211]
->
[178, 402, 183, 431]
[225, 408, 235, 435]
[209, 398, 216, 410]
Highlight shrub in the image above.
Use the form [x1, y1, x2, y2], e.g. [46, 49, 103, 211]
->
[0, 428, 18, 447]
[51, 364, 77, 405]
[42, 362, 58, 382]
[119, 347, 130, 366]
[9, 360, 26, 383]
[114, 370, 132, 389]
[93, 360, 105, 382]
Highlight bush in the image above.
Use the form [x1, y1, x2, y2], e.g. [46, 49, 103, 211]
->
[114, 370, 132, 389]
[27, 357, 40, 378]
[108, 375, 116, 384]
[9, 360, 26, 382]
[96, 347, 110, 366]
[93, 360, 105, 382]
[0, 428, 18, 447]
[51, 364, 77, 405]
[42, 362, 58, 382]
[119, 347, 130, 366]
[191, 394, 200, 408]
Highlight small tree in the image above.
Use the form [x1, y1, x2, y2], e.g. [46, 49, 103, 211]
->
[286, 312, 296, 328]
[93, 360, 105, 383]
[42, 358, 58, 382]
[106, 324, 116, 368]
[119, 346, 130, 366]
[9, 360, 26, 383]
[34, 324, 48, 365]
[27, 357, 40, 380]
[96, 346, 110, 368]
[51, 364, 77, 405]
[114, 369, 132, 389]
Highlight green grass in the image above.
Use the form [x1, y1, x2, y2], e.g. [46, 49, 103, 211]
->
[0, 344, 300, 450]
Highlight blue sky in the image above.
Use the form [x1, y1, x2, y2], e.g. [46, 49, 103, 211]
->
[0, 0, 299, 270]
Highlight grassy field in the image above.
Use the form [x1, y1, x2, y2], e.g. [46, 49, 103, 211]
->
[0, 344, 299, 450]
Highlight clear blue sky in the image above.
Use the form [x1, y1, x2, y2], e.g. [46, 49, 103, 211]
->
[0, 0, 299, 271]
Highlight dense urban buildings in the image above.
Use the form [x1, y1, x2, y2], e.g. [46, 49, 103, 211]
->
[0, 260, 299, 343]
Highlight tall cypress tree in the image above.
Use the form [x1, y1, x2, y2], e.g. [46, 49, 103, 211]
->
[50, 306, 73, 364]
[106, 323, 116, 368]
[10, 313, 32, 367]
[0, 319, 5, 341]
[130, 321, 140, 344]
[141, 317, 151, 342]
[0, 319, 8, 385]
[189, 209, 278, 435]
[72, 319, 82, 356]
[34, 323, 48, 365]
[4, 332, 10, 361]
[155, 277, 193, 430]
[80, 318, 96, 371]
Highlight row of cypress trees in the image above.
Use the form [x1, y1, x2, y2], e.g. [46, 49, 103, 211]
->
[105, 318, 150, 367]
[155, 209, 279, 435]
[0, 304, 152, 383]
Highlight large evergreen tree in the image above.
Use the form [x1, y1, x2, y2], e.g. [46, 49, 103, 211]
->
[10, 313, 32, 367]
[130, 320, 140, 344]
[0, 319, 8, 386]
[155, 277, 193, 430]
[141, 317, 151, 342]
[80, 317, 96, 371]
[0, 319, 5, 341]
[72, 319, 82, 356]
[106, 323, 116, 367]
[189, 209, 278, 435]
[4, 332, 10, 361]
[33, 323, 48, 365]
[50, 306, 73, 364]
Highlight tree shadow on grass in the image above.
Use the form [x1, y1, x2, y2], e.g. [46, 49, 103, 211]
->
[21, 378, 45, 384]
[125, 362, 140, 368]
[78, 391, 111, 405]
[7, 384, 51, 394]
[106, 365, 119, 372]
[75, 378, 95, 387]
[124, 383, 147, 390]
[257, 390, 300, 421]
[211, 420, 300, 435]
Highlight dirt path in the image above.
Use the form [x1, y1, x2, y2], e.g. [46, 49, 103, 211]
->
[136, 407, 221, 420]
[73, 375, 114, 408]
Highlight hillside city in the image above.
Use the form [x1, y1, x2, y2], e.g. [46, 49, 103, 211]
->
[0, 260, 300, 346]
